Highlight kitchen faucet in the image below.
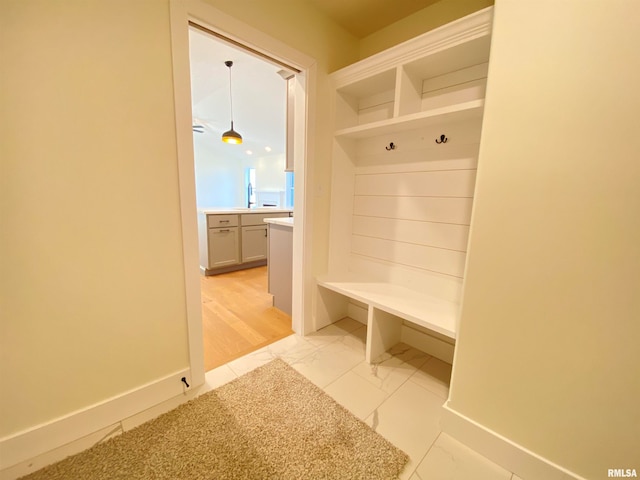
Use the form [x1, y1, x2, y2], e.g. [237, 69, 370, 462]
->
[247, 182, 255, 208]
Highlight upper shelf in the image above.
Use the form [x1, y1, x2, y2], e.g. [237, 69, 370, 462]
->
[334, 99, 484, 140]
[331, 7, 493, 138]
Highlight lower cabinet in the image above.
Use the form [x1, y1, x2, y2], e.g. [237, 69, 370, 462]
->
[241, 225, 268, 263]
[199, 211, 291, 275]
[208, 227, 240, 268]
[267, 223, 293, 315]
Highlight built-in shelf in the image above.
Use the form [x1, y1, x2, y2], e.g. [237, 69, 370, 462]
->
[334, 99, 484, 140]
[317, 6, 494, 364]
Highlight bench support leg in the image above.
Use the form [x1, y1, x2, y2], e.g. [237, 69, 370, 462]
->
[315, 285, 350, 331]
[366, 307, 403, 363]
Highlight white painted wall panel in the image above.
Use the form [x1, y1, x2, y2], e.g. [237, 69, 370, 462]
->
[353, 196, 473, 225]
[351, 235, 466, 277]
[357, 102, 394, 124]
[351, 126, 477, 282]
[355, 119, 482, 159]
[421, 63, 488, 94]
[356, 149, 478, 172]
[354, 169, 476, 198]
[347, 255, 463, 303]
[352, 215, 469, 252]
[421, 78, 487, 111]
[359, 89, 395, 110]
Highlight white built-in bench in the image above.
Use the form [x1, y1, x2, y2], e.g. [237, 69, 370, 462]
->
[316, 277, 458, 364]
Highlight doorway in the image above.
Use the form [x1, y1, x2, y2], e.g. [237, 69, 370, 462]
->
[188, 24, 296, 371]
[188, 26, 294, 210]
[170, 1, 314, 386]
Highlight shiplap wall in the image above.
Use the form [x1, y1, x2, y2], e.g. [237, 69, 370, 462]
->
[349, 118, 482, 281]
[420, 64, 488, 111]
[328, 60, 488, 302]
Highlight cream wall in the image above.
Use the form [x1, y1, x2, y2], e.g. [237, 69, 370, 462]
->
[449, 1, 640, 478]
[359, 0, 494, 59]
[0, 0, 190, 437]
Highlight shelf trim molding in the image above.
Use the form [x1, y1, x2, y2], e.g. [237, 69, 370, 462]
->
[334, 99, 484, 139]
[331, 7, 493, 89]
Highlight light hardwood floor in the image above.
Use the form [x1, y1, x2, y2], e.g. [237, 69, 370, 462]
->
[201, 266, 293, 371]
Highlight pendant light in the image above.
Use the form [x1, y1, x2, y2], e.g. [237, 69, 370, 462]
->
[221, 60, 242, 144]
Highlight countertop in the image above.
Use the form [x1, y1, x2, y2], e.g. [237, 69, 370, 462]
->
[198, 207, 292, 215]
[265, 217, 294, 228]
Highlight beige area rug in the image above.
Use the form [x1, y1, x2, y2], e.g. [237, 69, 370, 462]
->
[21, 359, 408, 480]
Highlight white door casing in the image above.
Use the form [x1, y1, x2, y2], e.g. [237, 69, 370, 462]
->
[169, 0, 315, 386]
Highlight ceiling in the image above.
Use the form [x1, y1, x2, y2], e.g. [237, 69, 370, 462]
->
[189, 27, 287, 161]
[307, 0, 442, 38]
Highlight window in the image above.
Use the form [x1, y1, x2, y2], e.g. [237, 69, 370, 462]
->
[285, 172, 294, 208]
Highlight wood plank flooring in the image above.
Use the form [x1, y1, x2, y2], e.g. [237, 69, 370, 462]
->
[201, 266, 293, 371]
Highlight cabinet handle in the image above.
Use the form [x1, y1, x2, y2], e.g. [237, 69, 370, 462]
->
[219, 220, 230, 223]
[219, 229, 230, 232]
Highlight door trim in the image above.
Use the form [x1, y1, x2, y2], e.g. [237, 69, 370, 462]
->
[169, 0, 315, 385]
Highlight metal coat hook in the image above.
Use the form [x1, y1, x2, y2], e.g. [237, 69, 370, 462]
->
[385, 142, 396, 151]
[435, 134, 448, 144]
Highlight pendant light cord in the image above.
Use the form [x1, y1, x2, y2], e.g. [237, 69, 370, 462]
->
[226, 60, 234, 124]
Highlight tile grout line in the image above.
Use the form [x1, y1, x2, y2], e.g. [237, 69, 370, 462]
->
[404, 430, 445, 479]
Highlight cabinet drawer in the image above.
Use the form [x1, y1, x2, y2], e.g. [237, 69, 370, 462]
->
[241, 212, 290, 226]
[207, 214, 238, 228]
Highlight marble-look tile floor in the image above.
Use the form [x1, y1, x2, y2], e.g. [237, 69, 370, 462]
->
[202, 318, 519, 480]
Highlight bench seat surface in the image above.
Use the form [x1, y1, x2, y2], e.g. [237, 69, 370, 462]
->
[317, 279, 458, 339]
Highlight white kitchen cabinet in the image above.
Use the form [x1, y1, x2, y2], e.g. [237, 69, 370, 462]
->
[241, 225, 268, 263]
[208, 227, 240, 268]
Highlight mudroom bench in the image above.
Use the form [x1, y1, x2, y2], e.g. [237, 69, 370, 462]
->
[316, 277, 458, 363]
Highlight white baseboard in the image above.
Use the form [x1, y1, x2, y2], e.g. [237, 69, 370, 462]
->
[0, 423, 124, 480]
[441, 402, 588, 480]
[0, 368, 190, 479]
